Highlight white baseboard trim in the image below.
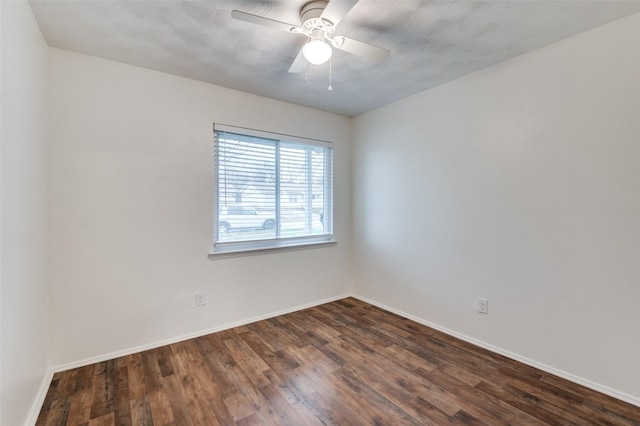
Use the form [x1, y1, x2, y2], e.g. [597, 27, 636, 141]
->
[352, 294, 640, 408]
[28, 369, 54, 426]
[52, 293, 352, 373]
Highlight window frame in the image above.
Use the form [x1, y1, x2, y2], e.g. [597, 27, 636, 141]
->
[210, 124, 335, 258]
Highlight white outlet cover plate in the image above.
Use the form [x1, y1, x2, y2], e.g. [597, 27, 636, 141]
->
[476, 298, 488, 314]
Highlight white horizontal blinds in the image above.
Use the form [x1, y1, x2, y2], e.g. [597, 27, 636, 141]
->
[279, 143, 323, 238]
[215, 131, 277, 243]
[213, 124, 333, 251]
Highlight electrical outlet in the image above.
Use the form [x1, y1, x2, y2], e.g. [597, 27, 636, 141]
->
[476, 297, 488, 314]
[195, 293, 207, 307]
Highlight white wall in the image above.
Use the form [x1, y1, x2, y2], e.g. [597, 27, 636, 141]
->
[0, 1, 50, 425]
[353, 12, 640, 403]
[48, 49, 352, 368]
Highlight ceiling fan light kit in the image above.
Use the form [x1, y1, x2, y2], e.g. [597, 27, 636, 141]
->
[231, 0, 390, 81]
[303, 30, 333, 65]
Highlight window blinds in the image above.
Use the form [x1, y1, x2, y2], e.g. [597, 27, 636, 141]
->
[213, 124, 333, 254]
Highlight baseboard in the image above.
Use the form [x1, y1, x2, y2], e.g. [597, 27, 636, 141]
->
[352, 294, 640, 408]
[27, 369, 54, 426]
[52, 293, 352, 373]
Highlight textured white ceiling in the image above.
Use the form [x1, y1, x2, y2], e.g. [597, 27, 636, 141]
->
[30, 0, 640, 117]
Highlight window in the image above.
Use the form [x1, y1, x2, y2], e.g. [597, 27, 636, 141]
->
[212, 124, 333, 255]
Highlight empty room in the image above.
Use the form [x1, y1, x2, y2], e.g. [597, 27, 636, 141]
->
[1, 0, 639, 425]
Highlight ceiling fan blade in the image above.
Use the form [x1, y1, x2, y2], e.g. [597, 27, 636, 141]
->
[321, 0, 359, 26]
[231, 10, 299, 33]
[288, 48, 306, 73]
[335, 36, 389, 61]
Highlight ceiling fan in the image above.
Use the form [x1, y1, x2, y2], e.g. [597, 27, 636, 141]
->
[231, 0, 390, 73]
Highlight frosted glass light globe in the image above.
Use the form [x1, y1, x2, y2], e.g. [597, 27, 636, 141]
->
[303, 39, 333, 65]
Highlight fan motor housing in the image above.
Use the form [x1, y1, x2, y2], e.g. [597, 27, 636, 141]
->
[300, 0, 335, 36]
[301, 1, 329, 23]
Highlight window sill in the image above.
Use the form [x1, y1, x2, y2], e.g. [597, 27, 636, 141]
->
[208, 239, 337, 260]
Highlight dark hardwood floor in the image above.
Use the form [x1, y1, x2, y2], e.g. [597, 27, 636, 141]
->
[36, 298, 640, 425]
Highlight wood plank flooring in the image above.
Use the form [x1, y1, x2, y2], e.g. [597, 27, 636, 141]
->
[36, 298, 640, 425]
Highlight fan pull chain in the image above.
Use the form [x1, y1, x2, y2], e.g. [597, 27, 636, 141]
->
[304, 57, 308, 83]
[328, 58, 333, 92]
